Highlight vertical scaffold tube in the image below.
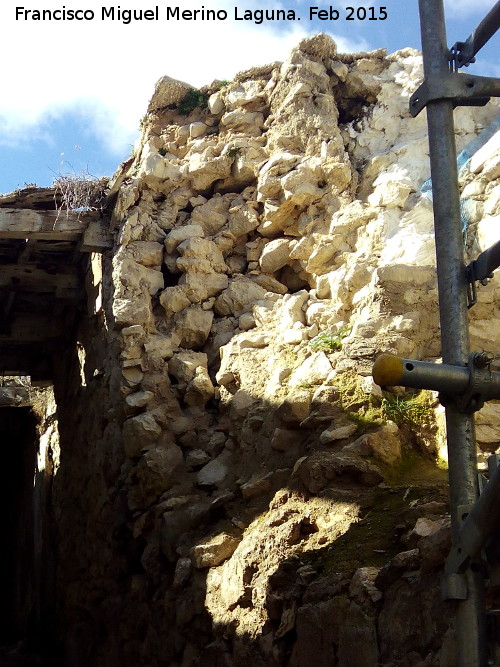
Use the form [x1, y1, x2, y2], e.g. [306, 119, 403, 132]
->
[417, 0, 486, 664]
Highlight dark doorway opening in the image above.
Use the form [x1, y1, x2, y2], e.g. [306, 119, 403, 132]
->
[0, 407, 46, 666]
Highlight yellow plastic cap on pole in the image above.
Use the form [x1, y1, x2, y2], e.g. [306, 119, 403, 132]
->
[372, 354, 404, 387]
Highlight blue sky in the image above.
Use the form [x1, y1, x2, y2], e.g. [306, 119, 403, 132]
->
[0, 0, 498, 194]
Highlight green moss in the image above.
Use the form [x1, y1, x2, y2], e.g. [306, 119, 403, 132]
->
[309, 327, 351, 353]
[348, 411, 383, 434]
[300, 454, 448, 574]
[178, 89, 210, 115]
[381, 391, 435, 428]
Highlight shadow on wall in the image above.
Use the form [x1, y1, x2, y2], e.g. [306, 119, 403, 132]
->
[5, 247, 456, 666]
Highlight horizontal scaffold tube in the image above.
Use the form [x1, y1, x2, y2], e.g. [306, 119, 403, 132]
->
[372, 353, 500, 400]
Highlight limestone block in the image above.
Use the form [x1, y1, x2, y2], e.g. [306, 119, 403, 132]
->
[230, 390, 256, 419]
[143, 334, 178, 360]
[187, 153, 233, 190]
[128, 241, 164, 267]
[413, 519, 451, 573]
[296, 32, 337, 60]
[226, 80, 266, 108]
[305, 243, 340, 275]
[259, 238, 292, 273]
[276, 389, 311, 425]
[208, 91, 225, 115]
[214, 277, 267, 316]
[288, 351, 332, 387]
[164, 224, 205, 254]
[282, 323, 307, 344]
[240, 472, 273, 499]
[250, 273, 288, 295]
[147, 75, 193, 112]
[470, 130, 500, 174]
[228, 204, 260, 236]
[160, 285, 191, 314]
[125, 391, 154, 409]
[191, 533, 241, 569]
[134, 442, 184, 507]
[113, 297, 152, 328]
[279, 290, 309, 328]
[122, 413, 162, 458]
[290, 597, 378, 667]
[116, 259, 164, 296]
[173, 306, 214, 349]
[197, 450, 234, 487]
[177, 237, 227, 273]
[160, 501, 211, 560]
[476, 401, 500, 452]
[179, 272, 229, 302]
[185, 368, 215, 406]
[375, 550, 421, 592]
[347, 423, 402, 465]
[320, 423, 357, 444]
[186, 449, 211, 467]
[121, 367, 144, 386]
[139, 153, 183, 183]
[404, 517, 449, 549]
[221, 110, 264, 135]
[349, 567, 382, 604]
[238, 313, 256, 330]
[190, 122, 207, 138]
[228, 143, 269, 186]
[270, 427, 300, 451]
[168, 351, 209, 388]
[190, 196, 229, 235]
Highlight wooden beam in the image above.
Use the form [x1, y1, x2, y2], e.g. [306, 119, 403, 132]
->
[0, 208, 100, 240]
[0, 265, 80, 290]
[80, 219, 113, 252]
[0, 347, 51, 378]
[0, 313, 64, 342]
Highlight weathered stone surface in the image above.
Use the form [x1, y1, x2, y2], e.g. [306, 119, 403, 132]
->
[214, 278, 267, 316]
[375, 549, 421, 592]
[197, 450, 234, 488]
[191, 533, 241, 568]
[320, 423, 357, 443]
[418, 519, 451, 573]
[164, 224, 205, 254]
[347, 422, 402, 465]
[404, 517, 449, 549]
[259, 238, 292, 273]
[125, 391, 154, 409]
[288, 351, 332, 386]
[296, 452, 383, 493]
[122, 413, 162, 458]
[289, 597, 378, 667]
[173, 306, 214, 349]
[168, 352, 209, 388]
[349, 567, 382, 604]
[148, 75, 193, 112]
[240, 472, 272, 499]
[133, 442, 184, 508]
[378, 572, 453, 664]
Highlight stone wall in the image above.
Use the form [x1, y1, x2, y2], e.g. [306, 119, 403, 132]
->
[42, 34, 500, 666]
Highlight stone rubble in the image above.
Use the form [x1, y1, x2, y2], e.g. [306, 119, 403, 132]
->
[46, 33, 500, 666]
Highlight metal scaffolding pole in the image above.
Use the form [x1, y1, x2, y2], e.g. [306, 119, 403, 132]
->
[417, 1, 486, 664]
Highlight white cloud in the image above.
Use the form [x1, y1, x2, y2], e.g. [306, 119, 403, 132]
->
[0, 0, 367, 158]
[444, 0, 495, 17]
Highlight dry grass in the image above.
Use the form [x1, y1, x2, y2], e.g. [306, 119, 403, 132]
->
[53, 172, 109, 214]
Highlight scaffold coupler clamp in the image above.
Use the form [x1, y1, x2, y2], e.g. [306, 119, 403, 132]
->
[439, 352, 493, 414]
